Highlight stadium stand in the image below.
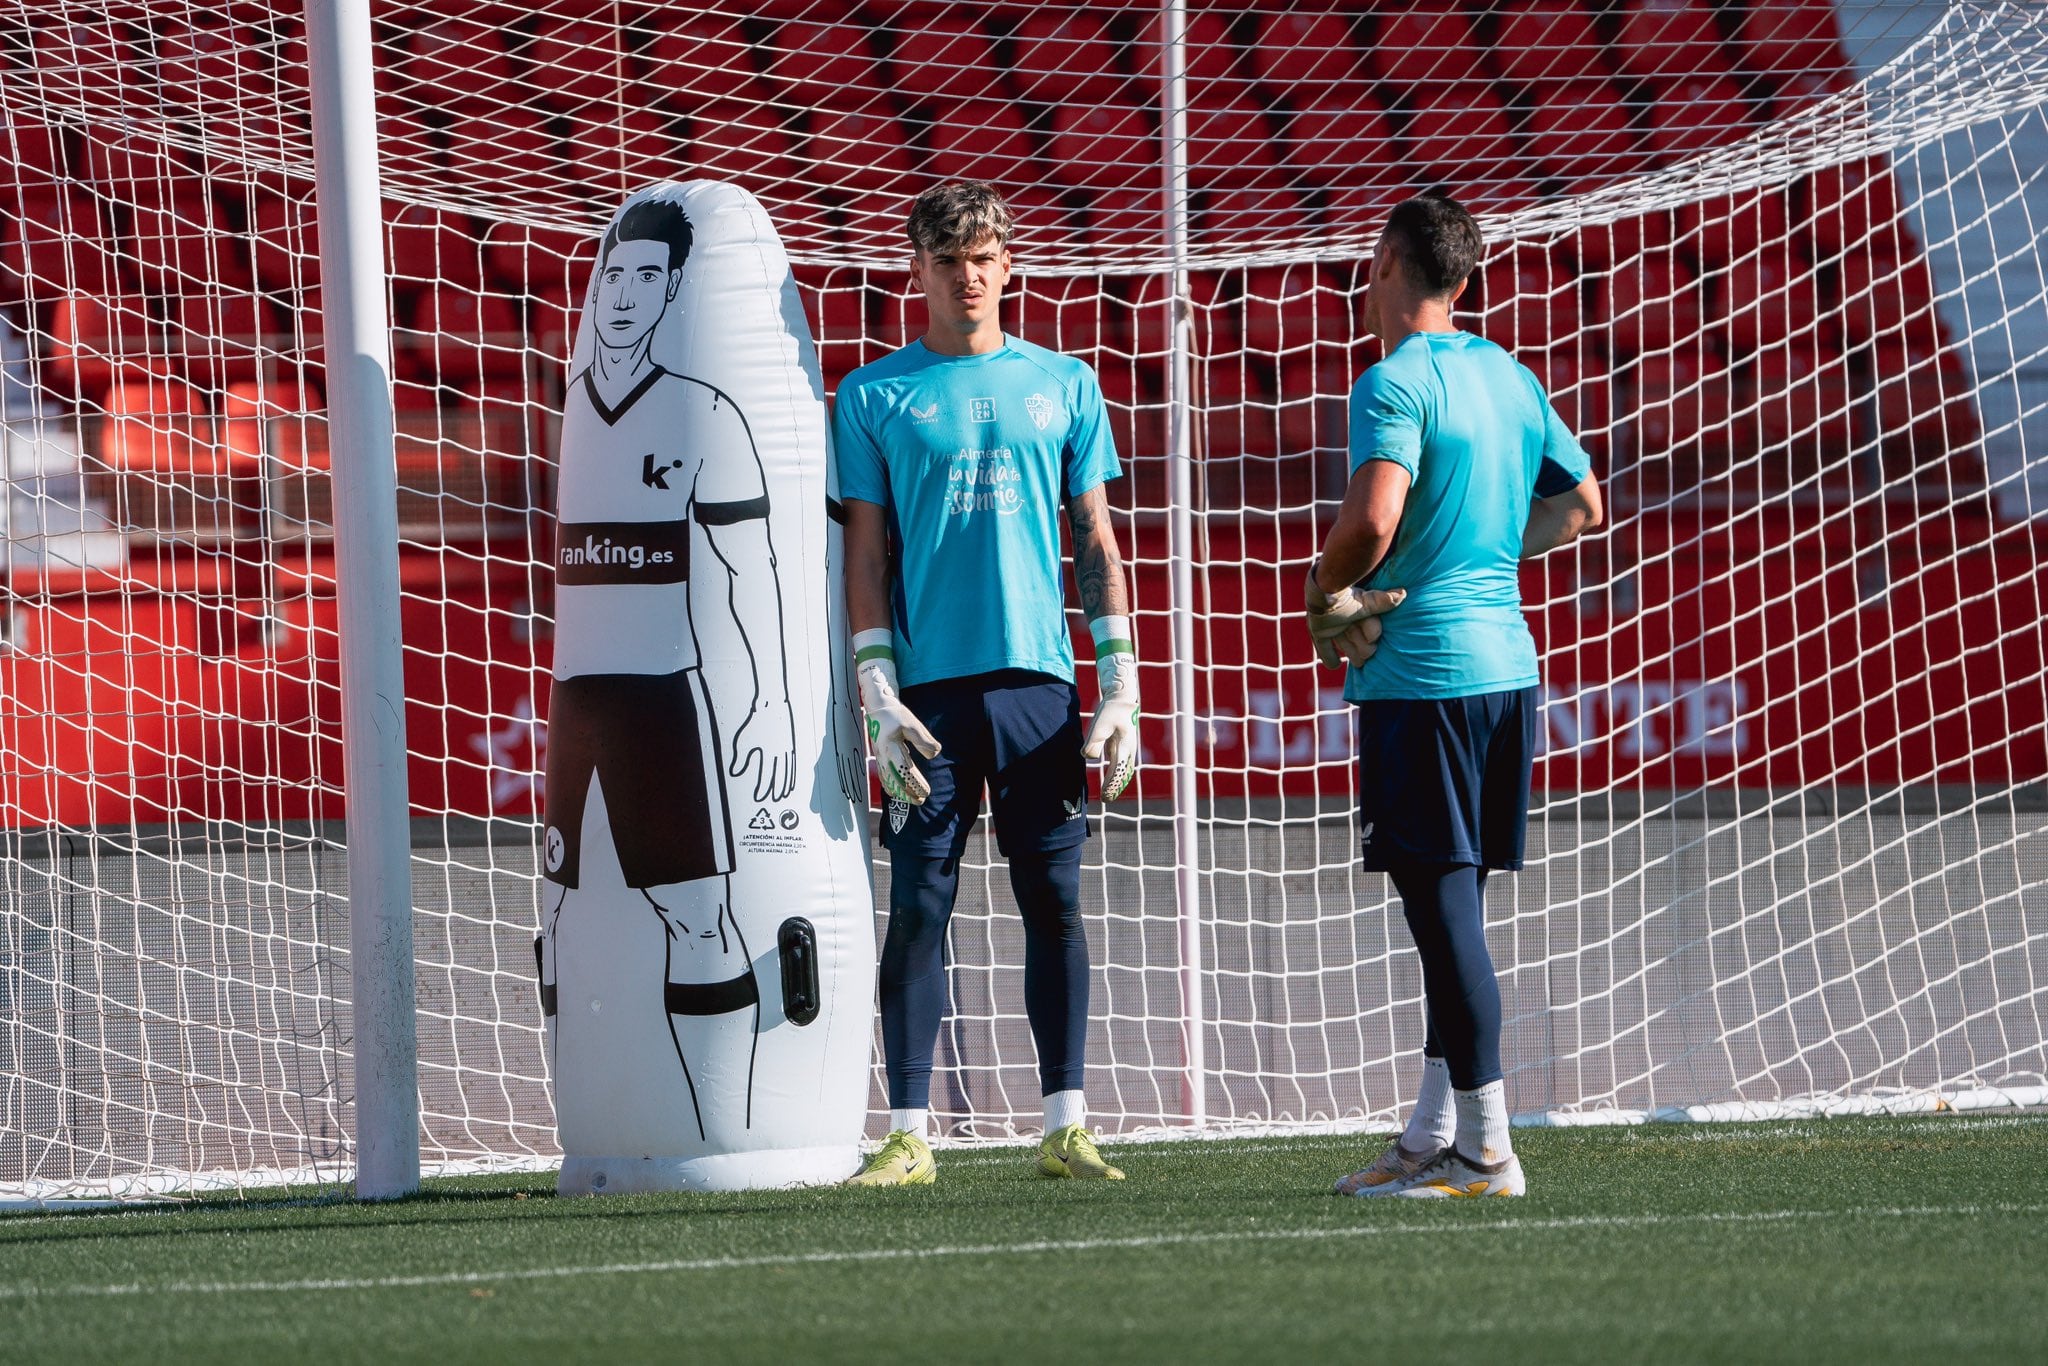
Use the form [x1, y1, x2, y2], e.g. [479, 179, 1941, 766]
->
[0, 0, 1996, 828]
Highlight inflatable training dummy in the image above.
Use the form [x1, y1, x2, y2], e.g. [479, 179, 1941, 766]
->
[536, 181, 873, 1193]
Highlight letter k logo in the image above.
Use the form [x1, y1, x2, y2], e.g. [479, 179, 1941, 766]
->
[642, 453, 684, 490]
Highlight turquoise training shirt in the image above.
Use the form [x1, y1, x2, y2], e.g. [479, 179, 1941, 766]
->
[835, 336, 1122, 688]
[1345, 329, 1593, 703]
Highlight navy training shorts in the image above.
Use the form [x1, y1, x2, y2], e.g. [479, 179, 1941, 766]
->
[1353, 686, 1538, 872]
[881, 669, 1090, 860]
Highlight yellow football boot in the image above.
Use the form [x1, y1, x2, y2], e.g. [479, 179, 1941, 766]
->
[845, 1130, 936, 1186]
[1038, 1123, 1125, 1180]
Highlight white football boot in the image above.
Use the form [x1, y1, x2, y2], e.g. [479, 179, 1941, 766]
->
[1335, 1137, 1447, 1197]
[1390, 1146, 1527, 1199]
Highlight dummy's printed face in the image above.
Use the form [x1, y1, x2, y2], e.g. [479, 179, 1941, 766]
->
[911, 234, 1011, 333]
[595, 237, 680, 351]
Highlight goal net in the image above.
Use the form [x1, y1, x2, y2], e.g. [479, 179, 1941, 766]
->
[2, 0, 2046, 1199]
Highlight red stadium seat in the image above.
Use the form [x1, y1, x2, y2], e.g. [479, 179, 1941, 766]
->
[1611, 0, 1730, 82]
[806, 110, 914, 199]
[602, 108, 691, 196]
[1721, 246, 1811, 355]
[1835, 248, 1942, 351]
[526, 15, 634, 113]
[689, 99, 799, 201]
[1489, 1, 1614, 88]
[1627, 347, 1740, 486]
[1248, 11, 1367, 95]
[377, 108, 444, 172]
[1679, 189, 1794, 269]
[526, 296, 577, 363]
[1524, 81, 1638, 189]
[1738, 0, 1848, 76]
[79, 137, 192, 214]
[99, 376, 208, 474]
[3, 190, 115, 301]
[1645, 74, 1756, 162]
[1396, 84, 1520, 181]
[802, 268, 870, 349]
[50, 291, 158, 396]
[1203, 359, 1280, 460]
[1047, 102, 1155, 194]
[887, 15, 1002, 105]
[1012, 273, 1115, 361]
[403, 15, 517, 104]
[157, 18, 268, 113]
[488, 223, 591, 302]
[1523, 347, 1614, 454]
[1007, 11, 1127, 104]
[1870, 340, 1979, 475]
[443, 103, 560, 187]
[921, 101, 1037, 184]
[1086, 186, 1165, 243]
[1800, 157, 1911, 260]
[1002, 184, 1086, 260]
[768, 20, 885, 106]
[640, 12, 758, 107]
[1368, 8, 1487, 91]
[402, 287, 526, 387]
[173, 290, 276, 391]
[131, 192, 254, 297]
[1572, 210, 1676, 272]
[1186, 102, 1286, 191]
[1602, 252, 1705, 358]
[1749, 339, 1854, 483]
[1476, 247, 1585, 354]
[384, 203, 483, 296]
[1286, 101, 1399, 190]
[1199, 189, 1311, 254]
[3, 113, 67, 183]
[1240, 262, 1350, 354]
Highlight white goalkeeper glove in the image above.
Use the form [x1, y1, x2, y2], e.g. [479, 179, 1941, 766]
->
[853, 629, 941, 804]
[1083, 615, 1139, 801]
[1304, 566, 1406, 669]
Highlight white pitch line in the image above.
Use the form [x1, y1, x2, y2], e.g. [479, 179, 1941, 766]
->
[3, 1201, 2043, 1303]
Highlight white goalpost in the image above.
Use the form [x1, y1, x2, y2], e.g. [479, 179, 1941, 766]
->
[1, 0, 2046, 1201]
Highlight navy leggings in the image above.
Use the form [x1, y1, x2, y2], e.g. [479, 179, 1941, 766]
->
[880, 849, 1089, 1108]
[1389, 861, 1503, 1090]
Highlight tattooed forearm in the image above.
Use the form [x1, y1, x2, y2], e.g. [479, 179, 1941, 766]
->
[1067, 486, 1130, 619]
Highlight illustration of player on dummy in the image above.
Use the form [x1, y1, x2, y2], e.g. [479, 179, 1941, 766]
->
[538, 196, 797, 1141]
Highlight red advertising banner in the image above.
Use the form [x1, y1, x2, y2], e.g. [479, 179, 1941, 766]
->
[4, 507, 2044, 828]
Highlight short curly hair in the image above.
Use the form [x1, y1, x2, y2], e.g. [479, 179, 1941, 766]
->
[1381, 194, 1483, 298]
[906, 180, 1014, 256]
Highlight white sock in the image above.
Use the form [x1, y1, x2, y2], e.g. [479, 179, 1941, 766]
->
[890, 1107, 929, 1139]
[1400, 1056, 1456, 1153]
[1453, 1082, 1512, 1166]
[1042, 1089, 1087, 1134]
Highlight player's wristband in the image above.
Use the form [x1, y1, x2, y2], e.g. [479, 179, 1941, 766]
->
[1088, 614, 1134, 662]
[1089, 615, 1135, 700]
[852, 628, 895, 670]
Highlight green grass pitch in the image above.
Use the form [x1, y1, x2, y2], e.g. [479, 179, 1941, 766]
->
[2, 1114, 2044, 1364]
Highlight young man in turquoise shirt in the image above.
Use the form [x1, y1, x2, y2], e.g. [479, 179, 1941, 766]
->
[837, 182, 1136, 1184]
[1310, 195, 1603, 1199]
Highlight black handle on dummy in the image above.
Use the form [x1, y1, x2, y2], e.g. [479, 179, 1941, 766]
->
[778, 917, 820, 1026]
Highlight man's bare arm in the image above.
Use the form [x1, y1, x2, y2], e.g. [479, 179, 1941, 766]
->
[1315, 459, 1410, 593]
[845, 497, 894, 636]
[1521, 474, 1603, 559]
[1066, 483, 1130, 619]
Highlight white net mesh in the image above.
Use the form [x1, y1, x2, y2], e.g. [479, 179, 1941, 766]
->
[2, 0, 2046, 1196]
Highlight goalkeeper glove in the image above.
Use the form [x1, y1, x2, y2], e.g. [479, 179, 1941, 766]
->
[853, 629, 941, 804]
[1083, 615, 1139, 801]
[1304, 566, 1406, 669]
